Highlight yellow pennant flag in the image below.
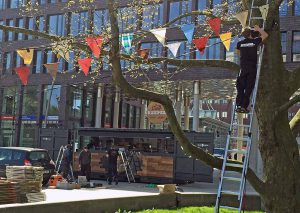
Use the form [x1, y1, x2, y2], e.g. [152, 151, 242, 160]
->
[220, 32, 232, 51]
[259, 4, 269, 21]
[44, 63, 59, 81]
[235, 10, 248, 28]
[17, 49, 34, 64]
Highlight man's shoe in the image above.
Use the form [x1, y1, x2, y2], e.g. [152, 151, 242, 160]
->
[240, 107, 250, 113]
[236, 106, 242, 113]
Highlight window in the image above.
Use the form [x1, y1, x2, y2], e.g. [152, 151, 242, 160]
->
[67, 51, 75, 72]
[197, 0, 207, 23]
[7, 0, 24, 9]
[22, 86, 38, 116]
[221, 112, 227, 118]
[37, 16, 44, 32]
[13, 53, 21, 68]
[294, 0, 300, 16]
[25, 17, 34, 40]
[0, 20, 3, 42]
[292, 31, 300, 62]
[16, 18, 24, 40]
[142, 3, 164, 30]
[93, 9, 109, 34]
[196, 37, 223, 60]
[43, 85, 61, 117]
[69, 86, 82, 119]
[169, 0, 192, 26]
[47, 14, 65, 36]
[5, 19, 14, 41]
[281, 32, 287, 62]
[212, 0, 222, 16]
[141, 42, 163, 69]
[0, 0, 5, 10]
[118, 7, 136, 33]
[280, 0, 288, 16]
[32, 50, 42, 73]
[3, 52, 11, 75]
[226, 36, 240, 64]
[71, 11, 88, 36]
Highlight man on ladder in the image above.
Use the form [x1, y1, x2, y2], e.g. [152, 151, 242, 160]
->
[235, 25, 268, 113]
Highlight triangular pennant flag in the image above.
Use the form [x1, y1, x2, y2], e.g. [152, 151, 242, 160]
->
[150, 28, 167, 46]
[15, 66, 30, 86]
[137, 49, 150, 60]
[85, 36, 104, 58]
[193, 37, 209, 55]
[78, 58, 92, 76]
[207, 18, 221, 36]
[181, 24, 195, 43]
[166, 42, 182, 57]
[121, 33, 134, 54]
[16, 49, 34, 64]
[44, 63, 59, 81]
[259, 4, 269, 21]
[235, 10, 248, 28]
[220, 32, 232, 51]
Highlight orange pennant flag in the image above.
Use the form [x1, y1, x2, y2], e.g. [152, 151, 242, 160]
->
[137, 49, 150, 60]
[193, 37, 209, 55]
[78, 58, 92, 76]
[17, 49, 34, 64]
[44, 63, 59, 81]
[85, 36, 104, 58]
[15, 66, 30, 86]
[207, 18, 221, 36]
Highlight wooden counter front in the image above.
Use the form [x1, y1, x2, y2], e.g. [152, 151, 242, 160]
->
[73, 152, 106, 173]
[137, 155, 173, 178]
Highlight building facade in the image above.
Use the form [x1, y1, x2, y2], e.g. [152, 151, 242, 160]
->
[0, 0, 299, 148]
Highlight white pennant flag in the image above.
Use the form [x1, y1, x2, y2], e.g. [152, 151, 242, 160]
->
[166, 42, 182, 57]
[52, 40, 70, 62]
[150, 28, 167, 46]
[235, 10, 248, 28]
[259, 4, 269, 21]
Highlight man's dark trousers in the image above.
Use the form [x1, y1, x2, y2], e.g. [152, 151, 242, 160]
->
[236, 64, 257, 109]
[80, 164, 91, 182]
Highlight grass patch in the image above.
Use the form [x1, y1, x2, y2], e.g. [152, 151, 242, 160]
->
[133, 206, 264, 213]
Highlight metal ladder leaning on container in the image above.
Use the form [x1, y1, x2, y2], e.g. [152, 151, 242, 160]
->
[118, 148, 135, 183]
[215, 0, 268, 212]
[55, 145, 74, 181]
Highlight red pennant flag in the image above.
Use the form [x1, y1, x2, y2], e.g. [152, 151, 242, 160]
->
[78, 58, 92, 76]
[15, 66, 30, 86]
[193, 37, 209, 55]
[137, 49, 150, 60]
[208, 18, 221, 36]
[85, 36, 104, 58]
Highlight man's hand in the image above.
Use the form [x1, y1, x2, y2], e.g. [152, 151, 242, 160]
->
[254, 25, 268, 41]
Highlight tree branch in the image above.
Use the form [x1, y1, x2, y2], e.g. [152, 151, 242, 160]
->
[276, 95, 300, 114]
[288, 66, 300, 96]
[290, 109, 300, 137]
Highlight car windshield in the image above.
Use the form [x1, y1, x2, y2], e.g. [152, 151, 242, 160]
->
[29, 151, 50, 161]
[0, 149, 26, 161]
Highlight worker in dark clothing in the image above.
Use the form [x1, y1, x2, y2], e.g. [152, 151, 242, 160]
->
[61, 144, 73, 181]
[106, 148, 119, 185]
[79, 146, 91, 182]
[235, 25, 268, 113]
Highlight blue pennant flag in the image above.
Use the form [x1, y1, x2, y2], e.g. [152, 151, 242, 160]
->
[181, 24, 195, 44]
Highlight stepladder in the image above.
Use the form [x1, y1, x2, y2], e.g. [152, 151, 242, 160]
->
[118, 148, 136, 183]
[215, 0, 268, 212]
[55, 145, 74, 182]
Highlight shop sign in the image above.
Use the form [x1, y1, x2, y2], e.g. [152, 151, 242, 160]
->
[20, 116, 36, 121]
[40, 116, 59, 120]
[0, 116, 15, 120]
[147, 102, 167, 124]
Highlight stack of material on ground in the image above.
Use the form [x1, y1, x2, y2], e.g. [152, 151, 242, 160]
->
[0, 180, 19, 204]
[6, 166, 45, 203]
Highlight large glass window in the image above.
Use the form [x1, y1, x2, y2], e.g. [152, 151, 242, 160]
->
[5, 19, 14, 41]
[13, 53, 21, 68]
[141, 42, 163, 69]
[22, 86, 38, 116]
[104, 94, 113, 128]
[3, 52, 11, 75]
[93, 9, 109, 34]
[197, 0, 207, 23]
[169, 0, 192, 26]
[37, 16, 44, 32]
[281, 32, 287, 62]
[7, 0, 24, 8]
[294, 0, 300, 16]
[0, 20, 3, 42]
[1, 87, 17, 115]
[69, 86, 82, 119]
[43, 85, 61, 117]
[47, 14, 65, 36]
[25, 17, 34, 40]
[71, 11, 89, 36]
[142, 3, 164, 30]
[212, 0, 222, 16]
[16, 18, 24, 40]
[32, 50, 42, 73]
[0, 0, 5, 10]
[292, 31, 300, 62]
[280, 0, 288, 16]
[225, 36, 240, 64]
[118, 7, 136, 33]
[196, 37, 223, 60]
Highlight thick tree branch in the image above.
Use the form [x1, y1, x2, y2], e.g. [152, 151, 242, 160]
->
[276, 95, 300, 114]
[290, 109, 300, 137]
[288, 66, 300, 95]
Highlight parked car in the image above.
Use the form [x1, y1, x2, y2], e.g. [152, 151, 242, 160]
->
[0, 147, 55, 185]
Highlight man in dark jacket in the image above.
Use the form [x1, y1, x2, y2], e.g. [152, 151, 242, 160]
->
[61, 144, 73, 181]
[235, 25, 268, 113]
[79, 146, 92, 182]
[106, 148, 119, 185]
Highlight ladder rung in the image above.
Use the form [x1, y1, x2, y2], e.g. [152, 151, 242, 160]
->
[226, 163, 243, 168]
[228, 149, 246, 154]
[220, 205, 239, 210]
[221, 190, 240, 196]
[223, 176, 241, 182]
[230, 136, 250, 141]
[233, 123, 250, 128]
[250, 17, 264, 20]
[251, 6, 260, 9]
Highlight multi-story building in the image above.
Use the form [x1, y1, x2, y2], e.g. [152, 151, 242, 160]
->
[0, 0, 299, 149]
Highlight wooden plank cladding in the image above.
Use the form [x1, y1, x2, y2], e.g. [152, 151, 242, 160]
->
[73, 152, 106, 173]
[137, 156, 173, 178]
